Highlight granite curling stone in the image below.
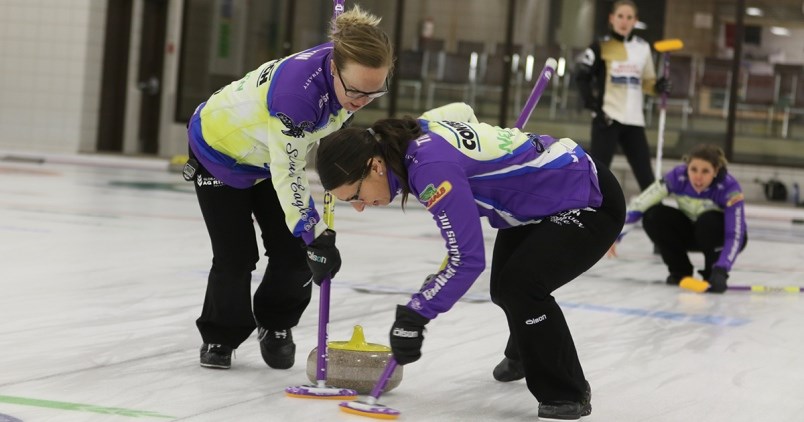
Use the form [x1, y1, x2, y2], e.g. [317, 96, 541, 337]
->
[306, 325, 403, 394]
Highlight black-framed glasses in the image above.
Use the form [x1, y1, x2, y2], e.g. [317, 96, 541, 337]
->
[343, 159, 373, 203]
[337, 70, 388, 100]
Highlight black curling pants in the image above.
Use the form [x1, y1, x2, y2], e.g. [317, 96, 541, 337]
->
[642, 205, 747, 279]
[193, 164, 312, 349]
[590, 119, 655, 191]
[489, 161, 625, 403]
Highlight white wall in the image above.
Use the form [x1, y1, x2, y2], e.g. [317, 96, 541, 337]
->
[760, 26, 804, 64]
[0, 0, 106, 153]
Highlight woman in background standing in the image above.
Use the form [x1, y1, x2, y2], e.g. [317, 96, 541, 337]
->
[575, 0, 670, 191]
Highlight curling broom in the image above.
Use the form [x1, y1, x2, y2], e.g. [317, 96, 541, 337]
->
[679, 276, 803, 294]
[285, 189, 358, 399]
[652, 38, 684, 178]
[286, 0, 357, 400]
[337, 55, 560, 420]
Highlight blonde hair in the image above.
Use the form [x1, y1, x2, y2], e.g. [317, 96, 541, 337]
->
[330, 5, 394, 72]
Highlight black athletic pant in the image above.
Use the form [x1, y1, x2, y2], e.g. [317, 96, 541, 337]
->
[642, 205, 747, 279]
[193, 163, 312, 348]
[590, 119, 655, 191]
[488, 161, 625, 403]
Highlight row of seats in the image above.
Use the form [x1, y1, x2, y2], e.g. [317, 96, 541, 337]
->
[394, 46, 564, 119]
[657, 56, 804, 137]
[394, 41, 804, 138]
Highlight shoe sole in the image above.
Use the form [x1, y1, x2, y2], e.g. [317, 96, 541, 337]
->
[262, 343, 295, 369]
[538, 407, 591, 421]
[200, 362, 231, 369]
[264, 357, 294, 370]
[493, 373, 525, 382]
[492, 358, 525, 382]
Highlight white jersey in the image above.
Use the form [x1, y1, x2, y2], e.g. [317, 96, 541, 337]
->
[580, 34, 657, 127]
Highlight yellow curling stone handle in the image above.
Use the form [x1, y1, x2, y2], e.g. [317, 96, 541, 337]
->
[328, 325, 391, 352]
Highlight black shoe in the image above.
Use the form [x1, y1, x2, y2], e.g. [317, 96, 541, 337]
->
[538, 381, 591, 421]
[200, 343, 233, 369]
[666, 274, 686, 285]
[258, 327, 295, 369]
[492, 357, 525, 382]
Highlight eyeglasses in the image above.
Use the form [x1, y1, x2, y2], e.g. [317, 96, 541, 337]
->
[343, 159, 373, 203]
[337, 70, 388, 100]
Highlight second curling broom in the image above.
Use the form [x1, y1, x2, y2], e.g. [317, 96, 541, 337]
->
[285, 0, 356, 401]
[338, 56, 560, 419]
[285, 191, 358, 400]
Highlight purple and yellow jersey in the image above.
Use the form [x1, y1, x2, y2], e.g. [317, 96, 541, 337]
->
[400, 118, 603, 319]
[187, 43, 352, 244]
[624, 164, 747, 271]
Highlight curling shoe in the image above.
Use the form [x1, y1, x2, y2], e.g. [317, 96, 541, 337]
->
[200, 343, 233, 369]
[538, 381, 591, 421]
[492, 357, 525, 382]
[259, 327, 295, 369]
[665, 274, 686, 285]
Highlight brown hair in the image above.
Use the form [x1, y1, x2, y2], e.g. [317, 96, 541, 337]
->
[612, 0, 638, 15]
[683, 144, 728, 172]
[316, 117, 423, 208]
[330, 5, 394, 73]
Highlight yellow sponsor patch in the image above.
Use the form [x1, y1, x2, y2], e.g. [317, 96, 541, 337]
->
[726, 192, 744, 207]
[424, 181, 452, 209]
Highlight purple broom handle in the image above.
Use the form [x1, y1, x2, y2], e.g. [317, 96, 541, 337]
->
[333, 0, 345, 18]
[315, 277, 331, 383]
[514, 58, 558, 129]
[368, 357, 398, 400]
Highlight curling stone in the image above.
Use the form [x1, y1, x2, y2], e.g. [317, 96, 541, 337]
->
[306, 325, 403, 394]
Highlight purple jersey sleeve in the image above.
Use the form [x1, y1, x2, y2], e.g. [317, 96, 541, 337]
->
[404, 161, 486, 320]
[715, 176, 746, 271]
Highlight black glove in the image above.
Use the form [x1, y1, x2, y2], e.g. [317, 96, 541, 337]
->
[306, 229, 341, 285]
[389, 305, 429, 365]
[654, 77, 672, 95]
[707, 267, 729, 294]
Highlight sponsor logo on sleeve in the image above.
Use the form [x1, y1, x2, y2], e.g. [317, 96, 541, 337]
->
[420, 211, 461, 301]
[726, 192, 744, 207]
[285, 142, 316, 231]
[276, 112, 313, 138]
[256, 60, 279, 87]
[440, 121, 480, 151]
[726, 205, 743, 262]
[496, 129, 514, 153]
[419, 181, 452, 209]
[303, 67, 323, 90]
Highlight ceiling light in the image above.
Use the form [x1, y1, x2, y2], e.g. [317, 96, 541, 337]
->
[746, 7, 763, 16]
[770, 26, 791, 36]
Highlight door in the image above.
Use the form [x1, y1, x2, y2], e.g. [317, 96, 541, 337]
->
[137, 0, 169, 154]
[97, 0, 133, 152]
